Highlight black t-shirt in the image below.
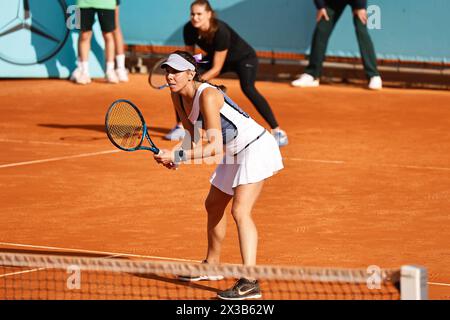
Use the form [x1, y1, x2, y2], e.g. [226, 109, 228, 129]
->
[183, 19, 256, 64]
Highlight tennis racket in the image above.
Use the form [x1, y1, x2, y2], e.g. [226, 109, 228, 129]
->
[105, 99, 161, 154]
[148, 57, 170, 90]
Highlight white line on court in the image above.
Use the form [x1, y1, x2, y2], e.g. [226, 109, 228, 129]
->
[0, 150, 120, 169]
[0, 149, 449, 172]
[287, 158, 450, 172]
[380, 164, 450, 172]
[428, 282, 450, 287]
[288, 158, 346, 165]
[0, 242, 200, 263]
[0, 252, 128, 279]
[0, 268, 47, 278]
[0, 138, 88, 147]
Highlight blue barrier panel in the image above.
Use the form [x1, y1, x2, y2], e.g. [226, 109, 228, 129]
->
[121, 0, 449, 63]
[1, 0, 449, 78]
[0, 0, 105, 78]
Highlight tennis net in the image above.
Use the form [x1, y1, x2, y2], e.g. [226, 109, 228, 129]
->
[0, 252, 427, 300]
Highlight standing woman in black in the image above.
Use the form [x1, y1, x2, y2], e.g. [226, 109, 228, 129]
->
[164, 0, 288, 147]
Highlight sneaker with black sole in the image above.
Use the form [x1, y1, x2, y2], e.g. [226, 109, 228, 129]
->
[217, 278, 262, 300]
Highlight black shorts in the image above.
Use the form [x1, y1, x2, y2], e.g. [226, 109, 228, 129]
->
[117, 0, 121, 5]
[80, 8, 116, 33]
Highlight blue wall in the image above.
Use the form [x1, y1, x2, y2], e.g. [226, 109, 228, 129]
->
[0, 0, 449, 78]
[121, 0, 450, 63]
[0, 0, 106, 78]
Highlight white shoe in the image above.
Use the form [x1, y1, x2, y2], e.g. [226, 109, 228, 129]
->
[164, 125, 185, 141]
[177, 260, 224, 282]
[368, 76, 383, 90]
[116, 68, 129, 82]
[291, 73, 319, 88]
[177, 274, 224, 282]
[106, 69, 119, 84]
[70, 67, 81, 81]
[71, 69, 91, 85]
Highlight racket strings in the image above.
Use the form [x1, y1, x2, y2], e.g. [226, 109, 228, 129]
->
[107, 102, 144, 149]
[149, 58, 169, 89]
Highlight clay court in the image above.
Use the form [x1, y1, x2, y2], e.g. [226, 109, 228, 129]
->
[0, 76, 449, 299]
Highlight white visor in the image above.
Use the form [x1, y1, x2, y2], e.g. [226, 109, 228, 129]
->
[161, 54, 195, 71]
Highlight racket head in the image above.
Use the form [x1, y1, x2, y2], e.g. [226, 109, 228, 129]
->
[105, 99, 147, 152]
[148, 57, 170, 90]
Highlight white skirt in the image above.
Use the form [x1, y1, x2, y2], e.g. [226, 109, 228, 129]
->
[210, 131, 284, 196]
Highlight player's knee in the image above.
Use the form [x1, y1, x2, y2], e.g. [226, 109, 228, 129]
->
[103, 32, 114, 41]
[230, 207, 250, 224]
[80, 31, 93, 41]
[240, 84, 255, 96]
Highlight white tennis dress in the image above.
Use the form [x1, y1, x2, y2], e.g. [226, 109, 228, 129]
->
[188, 83, 284, 195]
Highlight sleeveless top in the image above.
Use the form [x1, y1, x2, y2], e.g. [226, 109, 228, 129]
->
[187, 83, 265, 155]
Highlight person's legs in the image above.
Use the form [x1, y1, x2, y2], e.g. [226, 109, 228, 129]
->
[78, 31, 92, 63]
[353, 15, 379, 79]
[230, 181, 264, 266]
[353, 15, 382, 89]
[103, 31, 118, 83]
[304, 4, 346, 79]
[292, 3, 346, 87]
[236, 57, 278, 130]
[177, 184, 231, 282]
[71, 8, 95, 84]
[103, 32, 115, 67]
[217, 181, 264, 300]
[235, 58, 288, 146]
[72, 31, 93, 84]
[97, 9, 118, 83]
[114, 6, 129, 82]
[204, 185, 233, 264]
[114, 7, 125, 56]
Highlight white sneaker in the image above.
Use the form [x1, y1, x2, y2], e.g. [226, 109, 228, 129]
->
[177, 274, 225, 282]
[368, 76, 383, 90]
[106, 69, 119, 84]
[291, 73, 319, 88]
[177, 260, 224, 282]
[116, 68, 129, 82]
[70, 67, 81, 81]
[164, 125, 185, 141]
[71, 68, 91, 85]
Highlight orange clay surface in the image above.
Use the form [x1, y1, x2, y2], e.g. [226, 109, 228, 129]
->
[0, 75, 449, 299]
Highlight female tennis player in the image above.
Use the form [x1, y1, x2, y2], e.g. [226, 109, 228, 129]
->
[164, 0, 288, 148]
[153, 51, 284, 300]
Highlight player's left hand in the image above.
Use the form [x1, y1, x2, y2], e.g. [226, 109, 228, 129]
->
[154, 149, 176, 167]
[353, 9, 368, 25]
